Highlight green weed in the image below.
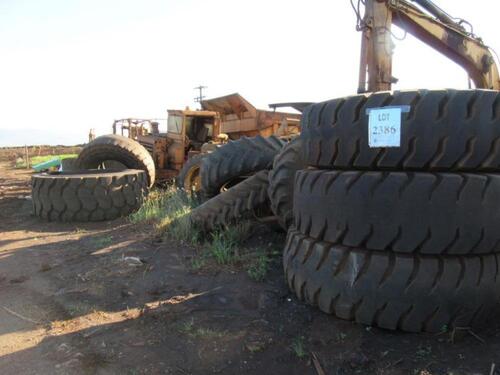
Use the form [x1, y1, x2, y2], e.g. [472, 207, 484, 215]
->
[64, 302, 96, 317]
[190, 253, 208, 270]
[91, 236, 113, 248]
[290, 336, 307, 359]
[179, 318, 195, 334]
[415, 345, 432, 360]
[207, 223, 251, 265]
[247, 253, 270, 281]
[178, 318, 226, 338]
[129, 187, 200, 244]
[208, 231, 238, 264]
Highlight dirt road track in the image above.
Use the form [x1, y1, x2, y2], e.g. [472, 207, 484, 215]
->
[1, 162, 500, 375]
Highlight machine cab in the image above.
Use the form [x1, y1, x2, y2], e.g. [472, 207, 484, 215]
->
[166, 108, 220, 169]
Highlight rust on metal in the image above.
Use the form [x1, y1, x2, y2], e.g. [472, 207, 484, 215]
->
[112, 94, 302, 183]
[201, 93, 301, 138]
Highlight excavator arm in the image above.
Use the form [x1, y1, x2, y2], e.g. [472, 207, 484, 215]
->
[358, 0, 500, 93]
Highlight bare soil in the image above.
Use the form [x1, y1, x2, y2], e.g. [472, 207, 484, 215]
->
[1, 161, 500, 375]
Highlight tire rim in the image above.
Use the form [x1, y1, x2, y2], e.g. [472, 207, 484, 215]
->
[184, 165, 201, 192]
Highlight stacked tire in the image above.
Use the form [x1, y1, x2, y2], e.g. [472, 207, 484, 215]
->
[32, 135, 153, 222]
[284, 89, 500, 333]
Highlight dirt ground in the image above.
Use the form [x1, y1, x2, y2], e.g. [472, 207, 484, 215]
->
[1, 161, 500, 375]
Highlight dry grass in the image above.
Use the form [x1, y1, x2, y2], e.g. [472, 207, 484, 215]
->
[208, 222, 252, 265]
[129, 187, 200, 244]
[130, 186, 274, 274]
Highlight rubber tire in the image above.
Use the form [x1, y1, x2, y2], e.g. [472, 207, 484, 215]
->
[294, 169, 500, 255]
[191, 170, 269, 230]
[301, 89, 500, 171]
[268, 137, 305, 230]
[32, 169, 148, 222]
[60, 157, 77, 171]
[76, 134, 156, 187]
[176, 154, 205, 194]
[201, 135, 284, 198]
[283, 229, 500, 333]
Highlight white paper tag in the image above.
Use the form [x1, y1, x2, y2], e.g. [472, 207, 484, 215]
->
[368, 107, 402, 148]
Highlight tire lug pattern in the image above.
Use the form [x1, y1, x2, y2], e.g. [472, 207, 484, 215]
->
[190, 170, 270, 231]
[267, 137, 305, 230]
[201, 135, 284, 199]
[283, 229, 500, 333]
[31, 169, 148, 222]
[302, 89, 500, 171]
[294, 169, 500, 255]
[75, 134, 155, 187]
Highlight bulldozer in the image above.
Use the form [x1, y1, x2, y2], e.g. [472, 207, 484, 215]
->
[112, 93, 301, 189]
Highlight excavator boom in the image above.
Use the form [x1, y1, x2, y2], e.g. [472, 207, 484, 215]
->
[358, 0, 500, 93]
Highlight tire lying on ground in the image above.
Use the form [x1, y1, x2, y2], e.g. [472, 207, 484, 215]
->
[176, 154, 205, 194]
[301, 89, 500, 171]
[283, 229, 500, 333]
[267, 137, 305, 230]
[32, 169, 148, 222]
[294, 169, 500, 255]
[201, 135, 284, 199]
[76, 134, 156, 187]
[191, 170, 269, 231]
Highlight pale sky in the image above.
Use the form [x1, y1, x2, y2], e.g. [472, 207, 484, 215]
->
[0, 0, 499, 146]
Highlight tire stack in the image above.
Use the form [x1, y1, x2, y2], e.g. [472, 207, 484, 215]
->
[284, 89, 500, 333]
[32, 135, 152, 222]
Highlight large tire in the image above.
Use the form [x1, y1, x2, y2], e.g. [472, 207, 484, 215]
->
[283, 229, 500, 333]
[191, 170, 269, 230]
[176, 154, 205, 194]
[31, 169, 148, 222]
[60, 157, 77, 171]
[268, 137, 305, 229]
[294, 169, 500, 255]
[76, 135, 156, 187]
[302, 89, 500, 171]
[201, 135, 284, 198]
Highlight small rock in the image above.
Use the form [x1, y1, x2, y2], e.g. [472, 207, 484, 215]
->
[59, 358, 80, 368]
[121, 290, 134, 297]
[122, 256, 144, 267]
[130, 341, 145, 347]
[245, 341, 266, 353]
[9, 275, 29, 284]
[218, 296, 228, 304]
[258, 291, 277, 310]
[347, 351, 370, 369]
[40, 263, 52, 272]
[57, 343, 71, 353]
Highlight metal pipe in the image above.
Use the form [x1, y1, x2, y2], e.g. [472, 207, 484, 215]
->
[409, 0, 456, 26]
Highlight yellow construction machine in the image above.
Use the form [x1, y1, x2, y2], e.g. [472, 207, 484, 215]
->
[112, 93, 301, 189]
[357, 0, 499, 92]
